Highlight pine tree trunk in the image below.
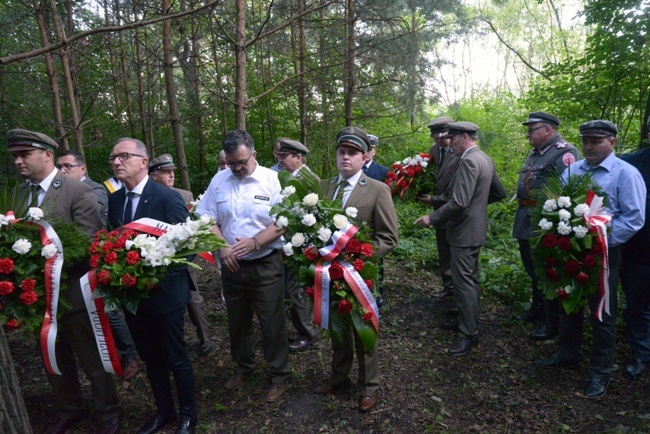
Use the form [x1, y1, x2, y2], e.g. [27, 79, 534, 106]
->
[0, 328, 33, 433]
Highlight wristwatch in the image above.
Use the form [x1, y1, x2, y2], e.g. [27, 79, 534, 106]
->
[252, 236, 261, 251]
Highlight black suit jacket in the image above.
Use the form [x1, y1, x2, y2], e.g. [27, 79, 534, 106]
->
[108, 178, 191, 315]
[364, 160, 389, 183]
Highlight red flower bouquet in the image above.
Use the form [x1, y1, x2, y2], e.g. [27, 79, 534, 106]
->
[385, 153, 435, 201]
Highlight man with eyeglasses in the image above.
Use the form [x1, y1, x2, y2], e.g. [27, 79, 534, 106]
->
[195, 130, 290, 404]
[515, 112, 580, 342]
[536, 120, 646, 399]
[6, 129, 120, 434]
[107, 138, 198, 434]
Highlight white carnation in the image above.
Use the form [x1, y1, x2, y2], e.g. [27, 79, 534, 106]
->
[301, 213, 316, 227]
[332, 214, 348, 229]
[281, 186, 296, 197]
[28, 207, 44, 220]
[558, 209, 572, 221]
[572, 225, 589, 239]
[557, 196, 572, 208]
[563, 284, 574, 294]
[275, 215, 289, 229]
[291, 233, 305, 247]
[282, 242, 294, 256]
[543, 199, 557, 212]
[574, 203, 590, 217]
[557, 221, 572, 235]
[41, 244, 58, 259]
[402, 157, 412, 165]
[302, 193, 319, 207]
[420, 161, 429, 168]
[538, 218, 553, 231]
[345, 207, 358, 219]
[317, 227, 332, 242]
[12, 239, 32, 255]
[0, 214, 9, 226]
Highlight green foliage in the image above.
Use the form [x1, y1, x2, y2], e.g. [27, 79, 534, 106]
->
[390, 201, 438, 270]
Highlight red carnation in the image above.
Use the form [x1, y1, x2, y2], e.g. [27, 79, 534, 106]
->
[329, 263, 344, 280]
[347, 238, 362, 255]
[362, 311, 374, 321]
[304, 247, 320, 261]
[592, 242, 604, 255]
[577, 272, 590, 285]
[406, 166, 415, 177]
[89, 254, 101, 268]
[104, 252, 118, 265]
[20, 290, 38, 305]
[353, 259, 365, 272]
[360, 243, 374, 257]
[583, 254, 596, 268]
[0, 281, 15, 296]
[545, 257, 557, 266]
[21, 279, 36, 292]
[107, 230, 119, 238]
[97, 270, 111, 286]
[398, 179, 408, 188]
[0, 258, 15, 274]
[90, 241, 101, 253]
[337, 299, 353, 315]
[305, 287, 315, 298]
[101, 242, 114, 254]
[556, 238, 571, 251]
[94, 229, 107, 241]
[545, 268, 559, 281]
[364, 279, 374, 289]
[114, 237, 127, 250]
[121, 273, 137, 287]
[563, 260, 581, 275]
[542, 234, 557, 248]
[557, 289, 569, 300]
[126, 250, 141, 265]
[414, 165, 423, 174]
[4, 319, 23, 330]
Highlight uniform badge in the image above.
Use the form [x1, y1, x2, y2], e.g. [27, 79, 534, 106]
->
[359, 178, 367, 187]
[562, 153, 576, 166]
[555, 141, 568, 149]
[254, 195, 270, 201]
[52, 179, 62, 189]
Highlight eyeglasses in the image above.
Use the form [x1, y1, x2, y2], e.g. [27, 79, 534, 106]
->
[108, 153, 145, 163]
[56, 163, 82, 170]
[226, 152, 253, 168]
[526, 126, 547, 135]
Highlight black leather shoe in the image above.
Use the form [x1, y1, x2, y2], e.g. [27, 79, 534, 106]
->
[289, 335, 319, 352]
[44, 413, 87, 434]
[625, 359, 646, 378]
[438, 319, 459, 331]
[522, 306, 545, 322]
[535, 353, 580, 369]
[447, 334, 479, 356]
[175, 417, 197, 434]
[529, 323, 558, 341]
[583, 376, 610, 398]
[98, 417, 120, 434]
[432, 289, 454, 300]
[136, 415, 176, 434]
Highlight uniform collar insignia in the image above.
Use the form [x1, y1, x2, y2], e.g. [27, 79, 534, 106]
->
[359, 177, 367, 187]
[52, 178, 62, 189]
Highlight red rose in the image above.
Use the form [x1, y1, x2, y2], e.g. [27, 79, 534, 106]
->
[556, 238, 571, 251]
[406, 166, 415, 177]
[305, 287, 315, 298]
[104, 252, 118, 265]
[557, 289, 569, 300]
[414, 165, 423, 174]
[563, 260, 581, 275]
[545, 268, 559, 281]
[101, 242, 114, 254]
[362, 311, 374, 321]
[97, 270, 111, 286]
[121, 273, 137, 287]
[337, 299, 353, 315]
[94, 229, 107, 241]
[347, 239, 362, 255]
[398, 179, 408, 188]
[114, 237, 127, 250]
[545, 257, 557, 266]
[360, 243, 374, 257]
[89, 254, 101, 268]
[0, 281, 15, 296]
[577, 272, 590, 285]
[583, 254, 596, 268]
[353, 259, 365, 272]
[304, 247, 320, 261]
[20, 290, 38, 305]
[364, 279, 373, 289]
[329, 263, 344, 280]
[592, 242, 604, 255]
[126, 250, 141, 265]
[4, 319, 23, 330]
[542, 234, 557, 248]
[0, 258, 15, 274]
[21, 279, 36, 292]
[391, 163, 401, 170]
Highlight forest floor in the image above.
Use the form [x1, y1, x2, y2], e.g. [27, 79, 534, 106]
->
[9, 259, 650, 433]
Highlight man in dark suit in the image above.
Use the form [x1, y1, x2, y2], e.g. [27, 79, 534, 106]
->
[359, 134, 389, 182]
[415, 122, 506, 356]
[7, 129, 120, 434]
[148, 153, 213, 356]
[107, 138, 197, 434]
[314, 127, 398, 412]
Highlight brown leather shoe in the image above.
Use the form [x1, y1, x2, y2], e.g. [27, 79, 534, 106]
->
[358, 395, 378, 412]
[266, 383, 287, 403]
[225, 373, 248, 390]
[98, 417, 120, 434]
[122, 358, 139, 380]
[432, 288, 454, 299]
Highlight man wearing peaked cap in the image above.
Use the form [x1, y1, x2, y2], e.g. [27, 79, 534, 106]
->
[360, 133, 389, 183]
[536, 120, 646, 399]
[446, 121, 480, 137]
[276, 138, 314, 179]
[514, 112, 579, 342]
[6, 129, 120, 434]
[336, 126, 371, 153]
[148, 153, 176, 173]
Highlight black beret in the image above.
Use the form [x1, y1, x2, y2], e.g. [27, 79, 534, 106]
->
[336, 126, 370, 153]
[579, 120, 618, 137]
[148, 153, 176, 173]
[447, 121, 480, 137]
[522, 112, 560, 127]
[278, 138, 309, 155]
[427, 116, 455, 135]
[6, 128, 59, 152]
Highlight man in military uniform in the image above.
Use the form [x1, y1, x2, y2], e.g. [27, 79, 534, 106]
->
[148, 154, 213, 356]
[514, 112, 580, 341]
[361, 134, 389, 182]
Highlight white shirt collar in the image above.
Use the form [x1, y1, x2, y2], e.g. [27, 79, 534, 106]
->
[126, 175, 149, 195]
[33, 167, 58, 191]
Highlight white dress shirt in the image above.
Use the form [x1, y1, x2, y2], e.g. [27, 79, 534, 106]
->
[123, 175, 149, 222]
[29, 167, 58, 206]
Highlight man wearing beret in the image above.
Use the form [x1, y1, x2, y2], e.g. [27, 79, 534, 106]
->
[148, 154, 213, 357]
[6, 129, 120, 434]
[515, 113, 580, 341]
[107, 138, 198, 433]
[420, 116, 460, 301]
[415, 122, 506, 356]
[536, 120, 646, 398]
[314, 126, 398, 412]
[361, 134, 389, 182]
[274, 138, 321, 351]
[195, 130, 290, 404]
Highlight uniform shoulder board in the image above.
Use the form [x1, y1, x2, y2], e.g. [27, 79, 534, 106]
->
[554, 141, 568, 149]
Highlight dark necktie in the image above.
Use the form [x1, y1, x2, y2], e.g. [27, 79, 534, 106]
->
[439, 148, 446, 166]
[29, 184, 41, 207]
[333, 180, 348, 202]
[123, 192, 135, 224]
[362, 165, 368, 173]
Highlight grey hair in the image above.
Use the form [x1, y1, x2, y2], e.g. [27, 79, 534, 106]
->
[115, 137, 149, 159]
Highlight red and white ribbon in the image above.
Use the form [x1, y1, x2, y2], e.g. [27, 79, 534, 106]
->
[583, 190, 612, 321]
[339, 261, 379, 332]
[313, 260, 331, 329]
[318, 222, 358, 261]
